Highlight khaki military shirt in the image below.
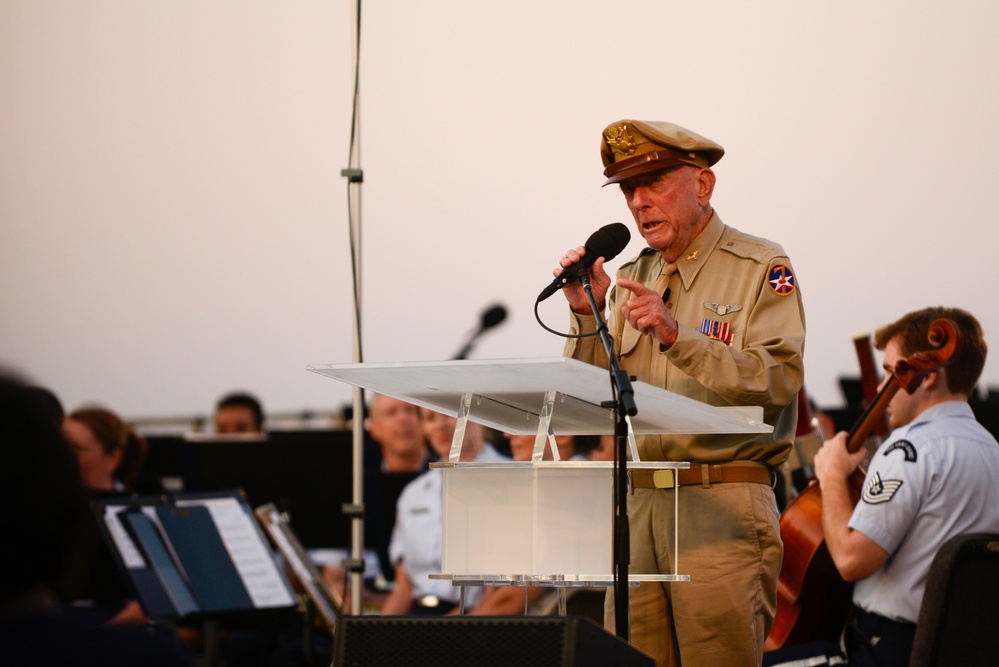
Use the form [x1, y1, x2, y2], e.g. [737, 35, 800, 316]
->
[564, 212, 805, 466]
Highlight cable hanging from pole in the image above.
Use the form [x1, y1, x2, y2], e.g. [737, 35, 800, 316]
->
[343, 0, 364, 362]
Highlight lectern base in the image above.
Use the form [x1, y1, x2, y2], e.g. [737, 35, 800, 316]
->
[331, 615, 653, 667]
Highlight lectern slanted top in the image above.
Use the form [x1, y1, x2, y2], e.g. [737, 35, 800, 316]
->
[307, 356, 772, 437]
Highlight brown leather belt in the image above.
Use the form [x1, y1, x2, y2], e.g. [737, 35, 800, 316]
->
[630, 461, 773, 489]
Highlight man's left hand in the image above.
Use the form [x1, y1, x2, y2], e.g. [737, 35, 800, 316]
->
[814, 431, 867, 486]
[618, 277, 679, 349]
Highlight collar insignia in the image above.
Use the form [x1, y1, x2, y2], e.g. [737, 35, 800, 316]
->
[686, 250, 699, 261]
[704, 302, 742, 316]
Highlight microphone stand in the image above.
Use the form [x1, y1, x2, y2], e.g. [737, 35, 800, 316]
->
[579, 274, 637, 641]
[452, 330, 483, 361]
[453, 305, 507, 360]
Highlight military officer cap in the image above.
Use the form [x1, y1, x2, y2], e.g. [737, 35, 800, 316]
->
[600, 120, 725, 186]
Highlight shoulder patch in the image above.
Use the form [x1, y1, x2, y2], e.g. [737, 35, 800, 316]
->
[884, 439, 918, 462]
[862, 471, 903, 505]
[767, 264, 796, 296]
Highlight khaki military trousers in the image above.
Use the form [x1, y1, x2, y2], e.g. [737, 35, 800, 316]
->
[605, 480, 782, 667]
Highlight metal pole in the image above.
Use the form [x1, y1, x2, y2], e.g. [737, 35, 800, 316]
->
[344, 0, 365, 616]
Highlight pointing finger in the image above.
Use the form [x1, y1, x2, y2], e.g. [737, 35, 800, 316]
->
[616, 277, 655, 296]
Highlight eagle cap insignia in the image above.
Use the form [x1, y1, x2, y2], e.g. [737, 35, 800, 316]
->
[704, 302, 743, 316]
[604, 125, 637, 159]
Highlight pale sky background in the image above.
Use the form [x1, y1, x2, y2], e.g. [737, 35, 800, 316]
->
[2, 1, 997, 422]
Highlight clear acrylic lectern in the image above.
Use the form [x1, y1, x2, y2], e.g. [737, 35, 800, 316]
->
[308, 357, 772, 595]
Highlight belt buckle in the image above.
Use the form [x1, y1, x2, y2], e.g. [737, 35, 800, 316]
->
[653, 469, 675, 489]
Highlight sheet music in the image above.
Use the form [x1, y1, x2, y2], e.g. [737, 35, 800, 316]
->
[176, 496, 295, 608]
[102, 504, 147, 569]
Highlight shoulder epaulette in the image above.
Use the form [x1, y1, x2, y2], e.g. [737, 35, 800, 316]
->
[618, 247, 658, 271]
[718, 228, 788, 265]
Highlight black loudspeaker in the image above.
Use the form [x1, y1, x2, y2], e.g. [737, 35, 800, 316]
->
[332, 615, 654, 667]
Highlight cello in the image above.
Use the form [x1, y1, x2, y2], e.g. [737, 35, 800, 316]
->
[853, 332, 892, 441]
[765, 318, 962, 650]
[786, 389, 823, 497]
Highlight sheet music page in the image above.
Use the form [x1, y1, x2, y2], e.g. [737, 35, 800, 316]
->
[103, 505, 147, 569]
[176, 496, 295, 608]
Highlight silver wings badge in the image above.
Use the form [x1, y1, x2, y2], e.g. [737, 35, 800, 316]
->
[704, 302, 743, 316]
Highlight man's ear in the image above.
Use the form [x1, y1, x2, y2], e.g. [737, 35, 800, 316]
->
[697, 168, 716, 204]
[920, 368, 945, 393]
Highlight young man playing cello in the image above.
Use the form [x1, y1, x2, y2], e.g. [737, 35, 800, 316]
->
[765, 306, 999, 667]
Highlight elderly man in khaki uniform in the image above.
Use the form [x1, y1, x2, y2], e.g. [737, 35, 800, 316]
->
[557, 120, 805, 666]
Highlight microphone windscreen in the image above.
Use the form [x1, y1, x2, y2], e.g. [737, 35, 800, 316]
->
[584, 223, 631, 262]
[480, 304, 507, 331]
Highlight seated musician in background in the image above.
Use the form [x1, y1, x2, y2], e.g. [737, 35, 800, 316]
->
[323, 394, 432, 600]
[363, 394, 433, 582]
[589, 433, 617, 461]
[213, 391, 265, 434]
[63, 407, 148, 495]
[504, 431, 605, 462]
[364, 393, 431, 472]
[60, 406, 150, 626]
[765, 306, 999, 667]
[379, 408, 554, 616]
[0, 374, 194, 666]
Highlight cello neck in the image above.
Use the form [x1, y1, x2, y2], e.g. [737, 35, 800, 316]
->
[845, 376, 901, 454]
[853, 333, 892, 439]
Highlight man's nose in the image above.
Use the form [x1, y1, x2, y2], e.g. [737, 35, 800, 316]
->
[630, 185, 652, 208]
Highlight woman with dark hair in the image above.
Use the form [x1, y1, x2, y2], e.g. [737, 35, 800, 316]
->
[0, 376, 193, 666]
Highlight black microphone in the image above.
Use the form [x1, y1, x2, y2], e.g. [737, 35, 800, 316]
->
[478, 304, 508, 332]
[452, 303, 508, 360]
[537, 222, 631, 302]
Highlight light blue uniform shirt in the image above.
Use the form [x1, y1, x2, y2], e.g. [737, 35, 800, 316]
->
[389, 443, 509, 606]
[850, 400, 999, 623]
